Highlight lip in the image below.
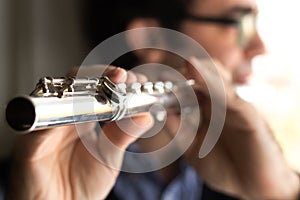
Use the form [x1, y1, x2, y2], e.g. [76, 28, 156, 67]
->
[233, 63, 253, 85]
[235, 73, 252, 85]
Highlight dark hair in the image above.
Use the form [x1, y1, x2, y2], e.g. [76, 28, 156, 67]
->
[84, 0, 193, 68]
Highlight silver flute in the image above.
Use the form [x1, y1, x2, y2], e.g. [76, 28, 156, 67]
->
[5, 76, 195, 133]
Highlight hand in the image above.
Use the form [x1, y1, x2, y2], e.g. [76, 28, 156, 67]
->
[167, 57, 300, 199]
[7, 66, 153, 200]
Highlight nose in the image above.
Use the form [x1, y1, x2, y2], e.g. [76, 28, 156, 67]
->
[244, 31, 266, 59]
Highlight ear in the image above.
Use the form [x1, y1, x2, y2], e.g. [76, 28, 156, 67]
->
[126, 18, 165, 63]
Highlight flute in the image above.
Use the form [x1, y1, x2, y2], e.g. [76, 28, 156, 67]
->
[5, 76, 195, 133]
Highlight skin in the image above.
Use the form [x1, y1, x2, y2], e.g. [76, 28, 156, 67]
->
[182, 0, 265, 84]
[130, 0, 300, 199]
[7, 0, 300, 199]
[7, 68, 154, 200]
[166, 0, 299, 199]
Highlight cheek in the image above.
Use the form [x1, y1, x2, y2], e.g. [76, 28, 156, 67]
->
[182, 24, 244, 73]
[201, 35, 243, 73]
[209, 44, 243, 72]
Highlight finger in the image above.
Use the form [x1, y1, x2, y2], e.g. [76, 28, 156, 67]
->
[125, 71, 138, 85]
[135, 72, 148, 84]
[125, 71, 148, 85]
[103, 67, 127, 84]
[13, 125, 80, 161]
[101, 113, 154, 149]
[94, 113, 153, 170]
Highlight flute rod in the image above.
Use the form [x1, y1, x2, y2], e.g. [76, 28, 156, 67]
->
[5, 93, 175, 133]
[5, 76, 191, 133]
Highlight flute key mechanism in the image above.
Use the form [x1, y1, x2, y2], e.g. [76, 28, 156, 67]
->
[5, 76, 196, 133]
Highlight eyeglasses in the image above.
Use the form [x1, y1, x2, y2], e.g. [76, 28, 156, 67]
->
[183, 13, 257, 48]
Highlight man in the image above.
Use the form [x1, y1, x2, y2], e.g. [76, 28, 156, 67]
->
[4, 0, 300, 199]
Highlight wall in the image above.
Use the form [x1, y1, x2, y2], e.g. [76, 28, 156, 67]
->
[0, 0, 89, 157]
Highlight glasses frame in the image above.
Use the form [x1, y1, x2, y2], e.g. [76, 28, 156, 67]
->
[183, 12, 258, 47]
[183, 14, 241, 26]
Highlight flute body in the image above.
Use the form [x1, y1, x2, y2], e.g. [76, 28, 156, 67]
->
[5, 76, 194, 133]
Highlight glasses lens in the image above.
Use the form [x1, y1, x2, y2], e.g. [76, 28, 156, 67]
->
[238, 14, 257, 47]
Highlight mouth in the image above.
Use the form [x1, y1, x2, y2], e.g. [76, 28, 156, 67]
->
[233, 63, 253, 85]
[235, 73, 252, 84]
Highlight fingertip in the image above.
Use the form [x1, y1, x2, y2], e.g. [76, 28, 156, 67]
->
[118, 68, 128, 83]
[105, 67, 127, 84]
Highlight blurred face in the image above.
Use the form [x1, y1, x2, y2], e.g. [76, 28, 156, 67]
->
[179, 0, 265, 84]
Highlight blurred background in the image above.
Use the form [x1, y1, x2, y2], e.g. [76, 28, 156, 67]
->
[251, 0, 300, 172]
[0, 0, 90, 157]
[0, 0, 299, 172]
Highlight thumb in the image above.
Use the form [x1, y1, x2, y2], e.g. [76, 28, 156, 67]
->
[93, 113, 154, 170]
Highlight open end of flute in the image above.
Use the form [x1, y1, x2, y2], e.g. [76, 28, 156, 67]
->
[5, 97, 35, 132]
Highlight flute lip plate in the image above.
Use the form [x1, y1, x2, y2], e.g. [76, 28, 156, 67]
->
[5, 96, 36, 132]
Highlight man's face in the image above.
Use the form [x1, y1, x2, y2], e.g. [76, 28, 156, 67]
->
[180, 0, 265, 84]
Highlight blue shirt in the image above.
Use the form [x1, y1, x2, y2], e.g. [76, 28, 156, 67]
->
[113, 161, 203, 200]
